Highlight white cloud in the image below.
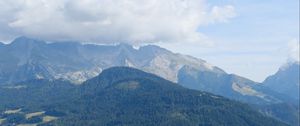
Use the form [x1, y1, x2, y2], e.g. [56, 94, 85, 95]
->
[287, 39, 299, 61]
[209, 5, 236, 23]
[0, 0, 236, 44]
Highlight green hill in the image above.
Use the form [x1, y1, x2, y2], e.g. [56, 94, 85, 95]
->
[0, 67, 287, 126]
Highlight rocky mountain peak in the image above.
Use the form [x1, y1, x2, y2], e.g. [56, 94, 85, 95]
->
[10, 36, 45, 46]
[263, 61, 300, 101]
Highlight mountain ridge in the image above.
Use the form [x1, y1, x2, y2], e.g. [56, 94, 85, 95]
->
[0, 37, 298, 125]
[263, 61, 300, 101]
[0, 36, 293, 104]
[0, 36, 222, 84]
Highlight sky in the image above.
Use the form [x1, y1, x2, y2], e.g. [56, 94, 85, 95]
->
[159, 0, 300, 82]
[0, 0, 299, 82]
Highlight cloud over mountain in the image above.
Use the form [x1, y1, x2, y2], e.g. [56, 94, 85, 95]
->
[0, 0, 236, 44]
[287, 39, 299, 61]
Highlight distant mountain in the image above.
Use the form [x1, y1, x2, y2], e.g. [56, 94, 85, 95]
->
[178, 63, 299, 126]
[0, 37, 97, 84]
[263, 61, 300, 101]
[0, 37, 297, 125]
[0, 67, 287, 126]
[177, 65, 286, 104]
[0, 37, 279, 104]
[0, 36, 222, 85]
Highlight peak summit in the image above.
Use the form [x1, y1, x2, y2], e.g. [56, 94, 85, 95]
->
[85, 67, 165, 84]
[279, 61, 300, 71]
[11, 36, 45, 46]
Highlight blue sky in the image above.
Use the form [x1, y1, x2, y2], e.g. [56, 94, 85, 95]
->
[203, 0, 299, 82]
[0, 0, 298, 82]
[160, 0, 299, 82]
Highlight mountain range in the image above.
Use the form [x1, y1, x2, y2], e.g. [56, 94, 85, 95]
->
[0, 36, 224, 85]
[0, 37, 299, 125]
[0, 37, 290, 103]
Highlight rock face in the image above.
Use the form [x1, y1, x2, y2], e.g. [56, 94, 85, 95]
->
[263, 62, 300, 101]
[0, 37, 292, 103]
[177, 66, 283, 104]
[0, 37, 297, 104]
[0, 36, 222, 84]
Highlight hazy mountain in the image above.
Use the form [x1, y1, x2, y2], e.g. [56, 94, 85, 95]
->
[177, 65, 293, 105]
[0, 36, 222, 85]
[0, 67, 287, 126]
[0, 37, 298, 125]
[0, 37, 279, 104]
[177, 63, 299, 126]
[263, 61, 300, 101]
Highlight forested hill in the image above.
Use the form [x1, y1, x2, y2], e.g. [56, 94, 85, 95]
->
[0, 67, 288, 126]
